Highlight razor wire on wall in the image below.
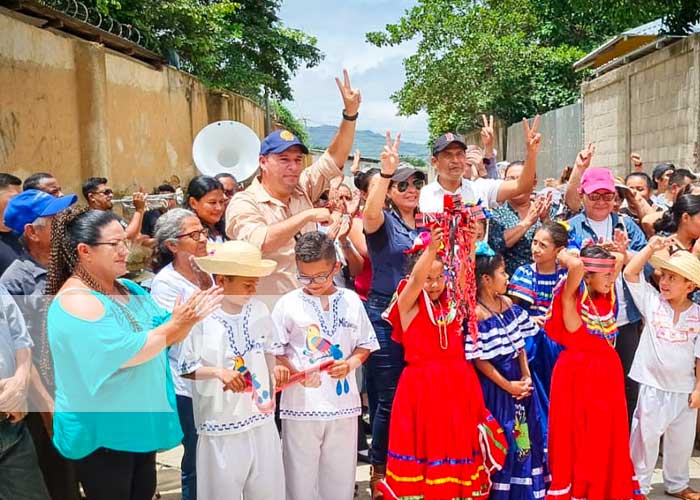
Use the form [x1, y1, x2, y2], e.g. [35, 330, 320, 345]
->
[38, 0, 152, 50]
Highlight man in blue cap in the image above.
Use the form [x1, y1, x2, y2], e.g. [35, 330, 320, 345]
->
[0, 189, 81, 500]
[226, 69, 361, 297]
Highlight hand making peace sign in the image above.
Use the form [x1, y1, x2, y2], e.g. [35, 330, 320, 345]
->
[335, 69, 362, 116]
[523, 115, 542, 155]
[380, 131, 401, 177]
[481, 114, 495, 159]
[575, 143, 596, 171]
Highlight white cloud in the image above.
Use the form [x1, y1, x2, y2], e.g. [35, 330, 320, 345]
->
[278, 0, 428, 143]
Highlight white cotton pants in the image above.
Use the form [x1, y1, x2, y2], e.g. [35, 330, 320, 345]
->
[282, 417, 358, 500]
[196, 420, 285, 500]
[630, 384, 698, 495]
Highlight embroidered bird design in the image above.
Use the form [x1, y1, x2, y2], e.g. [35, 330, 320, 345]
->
[232, 356, 274, 412]
[303, 324, 349, 395]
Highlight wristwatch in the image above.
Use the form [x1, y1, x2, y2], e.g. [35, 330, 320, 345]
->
[379, 172, 393, 179]
[342, 109, 359, 121]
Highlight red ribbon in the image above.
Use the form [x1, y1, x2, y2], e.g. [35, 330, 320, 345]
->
[417, 194, 483, 342]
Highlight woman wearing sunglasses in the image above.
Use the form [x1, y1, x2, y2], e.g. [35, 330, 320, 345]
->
[362, 132, 426, 498]
[150, 208, 214, 500]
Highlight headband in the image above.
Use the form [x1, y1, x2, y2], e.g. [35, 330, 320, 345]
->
[581, 256, 616, 273]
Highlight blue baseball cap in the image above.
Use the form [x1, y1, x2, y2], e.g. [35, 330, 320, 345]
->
[260, 129, 309, 155]
[4, 189, 77, 234]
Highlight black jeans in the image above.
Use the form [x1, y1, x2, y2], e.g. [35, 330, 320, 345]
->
[25, 412, 81, 500]
[0, 419, 50, 500]
[74, 448, 156, 500]
[616, 321, 641, 427]
[364, 292, 405, 466]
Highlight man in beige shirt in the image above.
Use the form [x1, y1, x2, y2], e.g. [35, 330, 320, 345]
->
[226, 70, 361, 297]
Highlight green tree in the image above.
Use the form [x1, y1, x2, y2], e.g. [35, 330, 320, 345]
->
[86, 0, 322, 101]
[271, 100, 309, 143]
[366, 0, 700, 136]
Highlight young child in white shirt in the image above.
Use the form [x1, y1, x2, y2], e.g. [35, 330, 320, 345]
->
[271, 231, 379, 500]
[623, 237, 700, 500]
[178, 241, 288, 500]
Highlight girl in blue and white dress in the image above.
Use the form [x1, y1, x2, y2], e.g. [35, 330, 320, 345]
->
[467, 247, 549, 500]
[507, 221, 568, 399]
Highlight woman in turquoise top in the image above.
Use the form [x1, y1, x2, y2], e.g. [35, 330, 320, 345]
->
[44, 207, 222, 500]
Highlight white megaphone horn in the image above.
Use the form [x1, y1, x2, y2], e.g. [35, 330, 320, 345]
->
[192, 121, 261, 183]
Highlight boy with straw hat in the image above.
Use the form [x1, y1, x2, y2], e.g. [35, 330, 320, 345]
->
[177, 240, 287, 500]
[624, 238, 700, 500]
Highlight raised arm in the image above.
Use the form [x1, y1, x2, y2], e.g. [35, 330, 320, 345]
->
[397, 226, 443, 320]
[364, 132, 400, 234]
[556, 250, 585, 333]
[496, 115, 541, 203]
[623, 236, 668, 283]
[327, 69, 362, 168]
[565, 143, 595, 213]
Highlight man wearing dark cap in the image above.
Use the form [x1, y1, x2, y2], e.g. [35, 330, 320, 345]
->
[419, 118, 542, 212]
[0, 189, 81, 500]
[226, 70, 361, 297]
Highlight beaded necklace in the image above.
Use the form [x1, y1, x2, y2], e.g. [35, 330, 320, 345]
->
[581, 283, 618, 347]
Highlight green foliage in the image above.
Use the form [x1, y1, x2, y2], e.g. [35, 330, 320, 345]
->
[399, 156, 427, 168]
[270, 100, 309, 143]
[83, 0, 322, 101]
[366, 0, 700, 135]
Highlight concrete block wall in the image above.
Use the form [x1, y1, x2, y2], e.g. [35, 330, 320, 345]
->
[582, 36, 700, 176]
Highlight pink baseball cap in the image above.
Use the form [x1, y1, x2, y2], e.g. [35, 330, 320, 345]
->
[579, 167, 615, 194]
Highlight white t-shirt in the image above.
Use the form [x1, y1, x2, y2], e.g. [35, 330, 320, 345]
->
[585, 215, 630, 326]
[177, 299, 275, 435]
[270, 288, 379, 421]
[419, 177, 502, 213]
[626, 273, 700, 393]
[150, 263, 201, 398]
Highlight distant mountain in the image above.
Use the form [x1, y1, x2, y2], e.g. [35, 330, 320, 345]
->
[306, 125, 429, 161]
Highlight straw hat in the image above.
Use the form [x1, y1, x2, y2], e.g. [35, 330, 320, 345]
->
[649, 249, 700, 288]
[194, 241, 276, 277]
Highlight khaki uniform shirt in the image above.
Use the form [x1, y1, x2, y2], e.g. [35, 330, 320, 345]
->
[225, 151, 341, 298]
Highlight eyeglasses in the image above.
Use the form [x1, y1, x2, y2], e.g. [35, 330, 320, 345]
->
[94, 239, 131, 251]
[586, 192, 616, 202]
[93, 189, 113, 196]
[223, 189, 236, 198]
[296, 270, 334, 285]
[396, 179, 425, 193]
[176, 228, 209, 241]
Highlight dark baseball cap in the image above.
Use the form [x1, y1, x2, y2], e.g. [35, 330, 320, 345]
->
[260, 129, 309, 155]
[432, 132, 467, 156]
[392, 166, 427, 182]
[4, 189, 77, 234]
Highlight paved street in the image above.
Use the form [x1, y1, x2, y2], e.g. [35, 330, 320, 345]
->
[155, 446, 700, 500]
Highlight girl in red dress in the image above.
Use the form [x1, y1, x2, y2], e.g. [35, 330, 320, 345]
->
[545, 244, 642, 500]
[377, 226, 507, 500]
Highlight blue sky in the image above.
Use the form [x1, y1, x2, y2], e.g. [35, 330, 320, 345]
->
[278, 0, 429, 144]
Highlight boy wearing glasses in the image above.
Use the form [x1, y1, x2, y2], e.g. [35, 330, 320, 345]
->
[270, 231, 379, 500]
[566, 167, 648, 425]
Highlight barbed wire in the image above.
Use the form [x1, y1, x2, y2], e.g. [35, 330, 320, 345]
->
[39, 0, 152, 50]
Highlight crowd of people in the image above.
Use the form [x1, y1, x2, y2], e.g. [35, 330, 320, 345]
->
[2, 69, 700, 500]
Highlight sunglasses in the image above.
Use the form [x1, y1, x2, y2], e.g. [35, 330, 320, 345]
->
[93, 189, 113, 196]
[296, 270, 334, 285]
[176, 228, 209, 241]
[586, 192, 616, 202]
[395, 179, 425, 193]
